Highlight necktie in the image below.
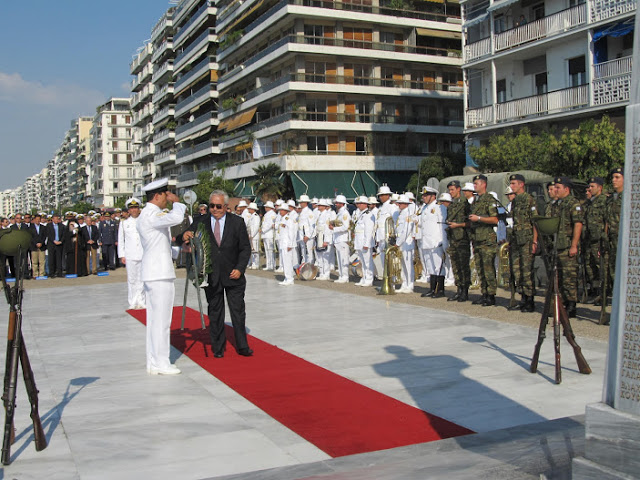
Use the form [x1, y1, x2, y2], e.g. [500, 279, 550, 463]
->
[54, 224, 59, 242]
[214, 219, 221, 246]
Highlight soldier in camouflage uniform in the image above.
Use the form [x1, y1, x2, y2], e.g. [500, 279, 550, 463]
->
[469, 175, 499, 306]
[584, 176, 607, 303]
[445, 180, 471, 302]
[603, 167, 624, 307]
[507, 174, 538, 312]
[552, 177, 584, 318]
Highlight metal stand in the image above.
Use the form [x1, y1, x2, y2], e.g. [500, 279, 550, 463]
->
[181, 238, 206, 330]
[529, 225, 591, 384]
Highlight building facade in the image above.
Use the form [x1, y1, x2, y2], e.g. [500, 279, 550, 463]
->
[462, 0, 635, 146]
[88, 98, 139, 208]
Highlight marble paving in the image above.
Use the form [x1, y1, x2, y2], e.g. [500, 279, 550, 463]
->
[0, 275, 607, 479]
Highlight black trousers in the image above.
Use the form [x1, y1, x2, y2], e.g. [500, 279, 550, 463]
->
[48, 244, 64, 277]
[101, 244, 115, 269]
[204, 277, 249, 354]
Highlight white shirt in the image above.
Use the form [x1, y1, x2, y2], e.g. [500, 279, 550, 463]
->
[376, 200, 399, 242]
[261, 210, 277, 237]
[117, 216, 143, 261]
[394, 208, 414, 250]
[276, 214, 297, 249]
[353, 210, 375, 250]
[419, 200, 447, 249]
[137, 202, 187, 282]
[332, 206, 351, 244]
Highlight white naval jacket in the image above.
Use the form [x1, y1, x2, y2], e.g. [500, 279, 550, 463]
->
[137, 202, 187, 282]
[393, 208, 415, 251]
[315, 209, 334, 246]
[299, 206, 316, 240]
[261, 209, 277, 240]
[117, 216, 143, 261]
[276, 213, 298, 249]
[247, 212, 260, 248]
[332, 206, 351, 244]
[376, 200, 399, 242]
[419, 201, 447, 250]
[353, 209, 375, 250]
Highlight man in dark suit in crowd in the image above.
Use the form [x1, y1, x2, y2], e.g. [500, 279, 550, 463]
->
[181, 190, 253, 358]
[45, 213, 66, 277]
[30, 214, 48, 278]
[98, 212, 117, 270]
[82, 216, 101, 274]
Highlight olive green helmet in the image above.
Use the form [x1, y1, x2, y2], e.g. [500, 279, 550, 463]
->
[0, 229, 33, 257]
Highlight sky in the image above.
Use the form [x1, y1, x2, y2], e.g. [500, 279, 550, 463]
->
[0, 1, 174, 191]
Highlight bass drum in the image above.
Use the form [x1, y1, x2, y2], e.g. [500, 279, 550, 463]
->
[295, 263, 318, 280]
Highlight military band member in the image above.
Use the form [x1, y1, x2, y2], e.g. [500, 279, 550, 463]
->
[118, 198, 145, 309]
[261, 201, 277, 271]
[353, 196, 375, 287]
[603, 167, 624, 308]
[237, 200, 250, 223]
[552, 177, 584, 318]
[394, 195, 415, 293]
[315, 199, 334, 280]
[469, 175, 499, 306]
[297, 195, 315, 264]
[276, 204, 297, 285]
[462, 182, 475, 204]
[419, 186, 447, 298]
[273, 199, 285, 272]
[584, 177, 607, 302]
[246, 202, 261, 269]
[375, 184, 399, 274]
[507, 174, 538, 312]
[446, 180, 471, 302]
[329, 195, 351, 283]
[137, 178, 186, 375]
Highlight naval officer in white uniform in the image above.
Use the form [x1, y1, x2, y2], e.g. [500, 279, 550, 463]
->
[137, 178, 187, 375]
[118, 197, 145, 309]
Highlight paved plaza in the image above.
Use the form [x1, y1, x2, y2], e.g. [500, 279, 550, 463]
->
[0, 272, 608, 479]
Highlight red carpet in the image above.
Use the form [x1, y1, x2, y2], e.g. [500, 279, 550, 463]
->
[128, 307, 472, 457]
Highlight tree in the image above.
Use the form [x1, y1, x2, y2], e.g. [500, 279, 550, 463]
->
[112, 197, 127, 210]
[252, 163, 285, 203]
[405, 152, 466, 193]
[194, 171, 234, 204]
[73, 201, 94, 214]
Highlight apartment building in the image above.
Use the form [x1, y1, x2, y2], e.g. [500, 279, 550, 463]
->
[68, 117, 93, 204]
[152, 7, 180, 185]
[462, 0, 635, 146]
[213, 0, 464, 197]
[172, 0, 222, 189]
[89, 98, 139, 208]
[131, 40, 156, 193]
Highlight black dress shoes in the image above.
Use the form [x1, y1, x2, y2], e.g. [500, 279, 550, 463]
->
[238, 348, 254, 357]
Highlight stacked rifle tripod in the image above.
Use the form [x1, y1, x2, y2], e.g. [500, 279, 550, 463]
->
[0, 230, 47, 464]
[530, 216, 592, 384]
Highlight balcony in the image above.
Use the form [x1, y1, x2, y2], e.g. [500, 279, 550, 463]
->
[494, 4, 586, 52]
[590, 0, 636, 23]
[174, 28, 216, 72]
[174, 84, 217, 118]
[151, 39, 174, 63]
[593, 56, 632, 106]
[464, 36, 490, 63]
[154, 149, 177, 166]
[174, 1, 216, 49]
[173, 0, 199, 26]
[152, 61, 174, 84]
[130, 43, 153, 75]
[151, 12, 173, 42]
[133, 144, 156, 162]
[176, 140, 220, 164]
[133, 104, 155, 126]
[141, 122, 154, 140]
[153, 128, 176, 145]
[152, 83, 175, 104]
[152, 105, 175, 124]
[131, 64, 154, 92]
[174, 56, 218, 94]
[175, 111, 218, 142]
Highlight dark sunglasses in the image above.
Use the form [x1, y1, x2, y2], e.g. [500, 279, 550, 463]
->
[209, 203, 224, 210]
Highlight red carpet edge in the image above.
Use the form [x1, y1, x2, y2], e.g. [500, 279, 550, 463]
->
[128, 306, 473, 457]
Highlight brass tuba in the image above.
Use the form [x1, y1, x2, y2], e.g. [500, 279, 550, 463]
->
[497, 242, 511, 289]
[378, 216, 402, 295]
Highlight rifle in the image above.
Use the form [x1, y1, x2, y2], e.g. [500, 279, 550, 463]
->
[579, 238, 588, 304]
[598, 238, 609, 325]
[1, 248, 47, 464]
[507, 242, 518, 309]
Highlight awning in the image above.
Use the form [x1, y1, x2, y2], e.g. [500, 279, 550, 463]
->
[225, 107, 257, 133]
[487, 0, 519, 12]
[217, 117, 232, 131]
[233, 177, 256, 197]
[464, 12, 489, 28]
[234, 141, 252, 152]
[416, 28, 462, 40]
[593, 19, 635, 41]
[417, 0, 444, 3]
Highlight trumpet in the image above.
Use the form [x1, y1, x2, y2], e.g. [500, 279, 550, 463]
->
[329, 219, 343, 227]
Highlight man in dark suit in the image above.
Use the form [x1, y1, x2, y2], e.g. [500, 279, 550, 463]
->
[82, 216, 101, 274]
[98, 212, 117, 270]
[181, 190, 253, 358]
[30, 214, 48, 278]
[45, 213, 66, 277]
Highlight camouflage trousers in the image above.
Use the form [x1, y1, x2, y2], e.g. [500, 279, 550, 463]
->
[473, 242, 497, 295]
[556, 248, 578, 303]
[584, 241, 602, 289]
[447, 240, 471, 288]
[511, 240, 535, 296]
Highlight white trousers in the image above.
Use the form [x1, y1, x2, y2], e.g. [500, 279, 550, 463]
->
[144, 280, 175, 370]
[263, 238, 274, 270]
[126, 259, 145, 308]
[417, 246, 428, 279]
[304, 238, 315, 264]
[357, 248, 374, 283]
[319, 245, 333, 277]
[400, 248, 415, 290]
[334, 242, 350, 280]
[422, 245, 445, 276]
[282, 247, 295, 282]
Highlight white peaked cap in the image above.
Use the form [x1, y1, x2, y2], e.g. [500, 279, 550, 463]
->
[142, 177, 169, 192]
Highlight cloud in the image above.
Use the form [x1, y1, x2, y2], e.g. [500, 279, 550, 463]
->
[0, 71, 106, 112]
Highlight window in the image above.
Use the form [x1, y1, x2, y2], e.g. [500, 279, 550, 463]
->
[496, 79, 507, 103]
[125, 115, 131, 123]
[110, 115, 117, 125]
[306, 100, 327, 121]
[127, 167, 133, 177]
[494, 14, 506, 33]
[343, 27, 372, 48]
[111, 127, 118, 138]
[112, 167, 118, 178]
[304, 25, 327, 44]
[355, 102, 372, 123]
[127, 181, 133, 190]
[112, 141, 118, 150]
[535, 72, 548, 95]
[568, 56, 586, 86]
[112, 154, 119, 164]
[531, 3, 545, 20]
[307, 136, 327, 152]
[126, 154, 132, 164]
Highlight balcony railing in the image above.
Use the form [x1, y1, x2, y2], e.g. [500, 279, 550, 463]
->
[593, 55, 632, 79]
[175, 84, 217, 118]
[593, 57, 633, 106]
[152, 62, 174, 83]
[176, 140, 219, 163]
[465, 105, 494, 128]
[151, 39, 173, 63]
[174, 56, 216, 93]
[494, 4, 586, 52]
[155, 149, 177, 165]
[590, 0, 636, 23]
[174, 1, 215, 47]
[496, 85, 588, 121]
[176, 111, 217, 137]
[174, 28, 216, 68]
[152, 106, 175, 123]
[464, 36, 491, 63]
[152, 83, 175, 104]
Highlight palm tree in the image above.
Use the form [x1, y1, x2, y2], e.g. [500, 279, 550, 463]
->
[252, 163, 285, 203]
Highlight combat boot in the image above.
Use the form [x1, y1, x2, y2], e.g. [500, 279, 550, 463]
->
[433, 276, 445, 298]
[472, 294, 487, 305]
[521, 295, 535, 313]
[457, 287, 469, 302]
[508, 295, 525, 311]
[421, 276, 436, 297]
[482, 295, 496, 306]
[448, 286, 461, 302]
[565, 301, 577, 318]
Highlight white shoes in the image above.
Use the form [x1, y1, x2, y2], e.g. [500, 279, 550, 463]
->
[396, 286, 413, 294]
[416, 276, 428, 284]
[278, 280, 294, 286]
[354, 280, 364, 286]
[334, 278, 348, 284]
[361, 281, 373, 287]
[317, 275, 330, 281]
[275, 268, 284, 273]
[148, 365, 181, 375]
